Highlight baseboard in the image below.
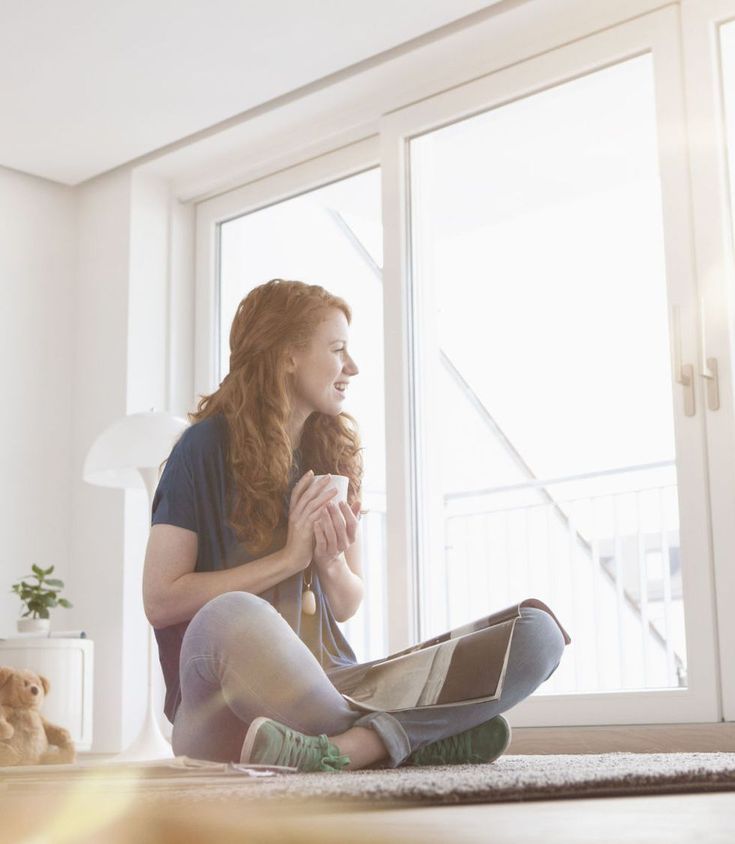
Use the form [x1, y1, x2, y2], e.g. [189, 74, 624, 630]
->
[508, 722, 735, 753]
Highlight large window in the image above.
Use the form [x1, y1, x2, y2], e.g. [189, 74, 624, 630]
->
[195, 0, 735, 730]
[218, 168, 387, 662]
[408, 54, 684, 695]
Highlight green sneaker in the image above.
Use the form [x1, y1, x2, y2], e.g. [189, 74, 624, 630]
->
[404, 714, 512, 766]
[240, 716, 351, 773]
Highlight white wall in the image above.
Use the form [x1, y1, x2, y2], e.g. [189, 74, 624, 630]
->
[121, 171, 178, 747]
[0, 163, 194, 753]
[0, 166, 75, 641]
[69, 169, 132, 751]
[0, 166, 137, 750]
[68, 169, 194, 752]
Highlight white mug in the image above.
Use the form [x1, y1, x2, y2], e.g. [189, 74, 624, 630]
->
[313, 474, 349, 505]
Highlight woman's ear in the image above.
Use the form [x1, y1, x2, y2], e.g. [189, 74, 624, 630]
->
[283, 345, 297, 373]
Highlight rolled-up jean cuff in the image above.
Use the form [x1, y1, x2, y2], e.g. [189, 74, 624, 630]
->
[350, 710, 412, 768]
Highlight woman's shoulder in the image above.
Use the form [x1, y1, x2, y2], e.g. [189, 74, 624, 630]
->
[175, 414, 227, 463]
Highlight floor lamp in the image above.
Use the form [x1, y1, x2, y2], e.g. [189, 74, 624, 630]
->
[83, 409, 190, 762]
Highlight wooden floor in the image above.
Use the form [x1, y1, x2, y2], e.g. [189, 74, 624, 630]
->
[5, 746, 735, 843]
[308, 792, 735, 843]
[2, 779, 733, 843]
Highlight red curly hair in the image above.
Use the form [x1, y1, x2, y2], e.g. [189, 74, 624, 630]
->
[184, 278, 364, 557]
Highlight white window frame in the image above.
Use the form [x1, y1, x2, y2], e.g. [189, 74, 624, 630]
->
[190, 0, 735, 727]
[680, 0, 735, 723]
[381, 4, 722, 728]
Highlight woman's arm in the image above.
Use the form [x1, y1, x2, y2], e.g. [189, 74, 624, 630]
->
[142, 524, 297, 628]
[318, 538, 364, 623]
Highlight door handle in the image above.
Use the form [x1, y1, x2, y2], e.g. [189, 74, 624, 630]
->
[699, 295, 720, 411]
[672, 305, 695, 417]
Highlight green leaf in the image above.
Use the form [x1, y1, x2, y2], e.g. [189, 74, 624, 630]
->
[11, 564, 70, 618]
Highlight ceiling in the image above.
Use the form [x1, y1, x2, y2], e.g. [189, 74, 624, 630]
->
[0, 0, 502, 186]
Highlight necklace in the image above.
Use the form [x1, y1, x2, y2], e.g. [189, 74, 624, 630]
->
[302, 563, 316, 615]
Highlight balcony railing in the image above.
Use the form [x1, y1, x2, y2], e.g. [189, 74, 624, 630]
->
[342, 461, 686, 694]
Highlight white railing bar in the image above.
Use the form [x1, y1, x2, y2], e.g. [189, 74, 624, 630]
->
[445, 518, 453, 630]
[613, 495, 626, 687]
[445, 482, 677, 521]
[504, 509, 512, 624]
[659, 486, 676, 685]
[567, 502, 581, 691]
[591, 498, 603, 690]
[523, 507, 531, 603]
[444, 460, 676, 501]
[362, 521, 371, 652]
[636, 490, 650, 686]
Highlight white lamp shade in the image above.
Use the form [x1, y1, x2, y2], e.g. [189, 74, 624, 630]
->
[83, 411, 190, 490]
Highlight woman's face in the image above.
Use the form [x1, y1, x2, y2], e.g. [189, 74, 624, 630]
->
[289, 308, 359, 417]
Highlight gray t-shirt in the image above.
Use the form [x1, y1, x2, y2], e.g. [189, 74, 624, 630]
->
[150, 412, 357, 723]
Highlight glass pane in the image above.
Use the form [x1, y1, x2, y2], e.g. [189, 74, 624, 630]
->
[409, 54, 687, 694]
[219, 169, 387, 662]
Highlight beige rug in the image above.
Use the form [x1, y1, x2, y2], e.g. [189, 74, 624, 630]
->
[2, 752, 735, 807]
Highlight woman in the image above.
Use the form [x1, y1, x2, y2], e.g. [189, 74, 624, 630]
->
[143, 278, 567, 773]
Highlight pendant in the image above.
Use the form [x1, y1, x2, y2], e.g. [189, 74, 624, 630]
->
[302, 588, 317, 615]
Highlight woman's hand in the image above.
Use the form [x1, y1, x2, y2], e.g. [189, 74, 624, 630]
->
[312, 497, 362, 572]
[285, 471, 339, 572]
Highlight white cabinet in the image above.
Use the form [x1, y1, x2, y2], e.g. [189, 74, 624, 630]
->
[0, 639, 94, 751]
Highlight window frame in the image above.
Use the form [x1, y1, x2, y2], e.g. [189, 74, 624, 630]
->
[680, 0, 735, 723]
[381, 3, 722, 728]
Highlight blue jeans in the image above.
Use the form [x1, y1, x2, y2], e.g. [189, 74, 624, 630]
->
[171, 591, 566, 768]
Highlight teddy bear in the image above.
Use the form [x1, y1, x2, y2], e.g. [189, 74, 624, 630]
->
[0, 665, 76, 766]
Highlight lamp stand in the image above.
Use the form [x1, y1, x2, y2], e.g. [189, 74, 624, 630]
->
[106, 467, 173, 763]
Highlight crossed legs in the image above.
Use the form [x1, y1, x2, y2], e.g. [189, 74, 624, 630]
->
[171, 592, 565, 769]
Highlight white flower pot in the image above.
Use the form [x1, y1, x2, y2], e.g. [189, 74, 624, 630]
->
[17, 617, 50, 634]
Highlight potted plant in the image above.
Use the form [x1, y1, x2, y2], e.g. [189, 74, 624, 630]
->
[10, 564, 73, 634]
